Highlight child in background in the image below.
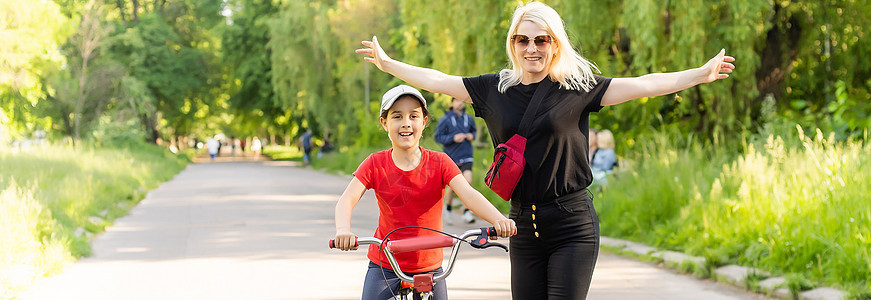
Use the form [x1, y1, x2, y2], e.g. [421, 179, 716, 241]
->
[333, 85, 516, 300]
[591, 129, 617, 185]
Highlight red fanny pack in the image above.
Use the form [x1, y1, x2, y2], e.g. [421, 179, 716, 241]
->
[484, 135, 526, 201]
[484, 78, 552, 201]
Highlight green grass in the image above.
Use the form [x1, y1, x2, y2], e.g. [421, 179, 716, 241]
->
[0, 144, 189, 298]
[262, 145, 305, 162]
[596, 126, 871, 297]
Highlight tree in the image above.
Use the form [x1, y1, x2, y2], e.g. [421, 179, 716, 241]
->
[108, 0, 224, 144]
[65, 1, 118, 144]
[222, 0, 284, 139]
[0, 0, 70, 140]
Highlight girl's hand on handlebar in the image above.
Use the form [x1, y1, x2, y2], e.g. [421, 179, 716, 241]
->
[492, 218, 516, 238]
[334, 231, 359, 251]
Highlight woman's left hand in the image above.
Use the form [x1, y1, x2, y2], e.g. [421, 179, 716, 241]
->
[701, 49, 736, 83]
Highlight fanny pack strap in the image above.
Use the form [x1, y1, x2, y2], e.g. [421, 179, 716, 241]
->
[517, 78, 553, 137]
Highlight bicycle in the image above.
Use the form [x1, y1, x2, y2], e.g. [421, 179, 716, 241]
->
[329, 226, 509, 300]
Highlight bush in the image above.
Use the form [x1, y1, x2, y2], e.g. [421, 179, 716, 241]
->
[89, 116, 147, 148]
[596, 125, 871, 294]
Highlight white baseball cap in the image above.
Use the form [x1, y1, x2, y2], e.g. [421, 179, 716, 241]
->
[380, 85, 428, 115]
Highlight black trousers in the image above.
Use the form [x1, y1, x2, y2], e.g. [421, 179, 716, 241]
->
[508, 190, 599, 300]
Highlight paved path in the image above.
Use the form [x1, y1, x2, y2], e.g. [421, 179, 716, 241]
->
[21, 155, 769, 299]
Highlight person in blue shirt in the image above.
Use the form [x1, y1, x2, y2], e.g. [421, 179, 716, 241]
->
[591, 129, 617, 185]
[434, 97, 478, 224]
[300, 129, 313, 166]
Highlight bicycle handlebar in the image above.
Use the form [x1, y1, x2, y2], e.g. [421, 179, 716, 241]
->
[329, 227, 506, 284]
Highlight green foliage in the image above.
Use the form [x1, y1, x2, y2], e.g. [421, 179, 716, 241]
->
[0, 144, 188, 298]
[222, 0, 281, 135]
[88, 115, 147, 147]
[596, 125, 871, 293]
[777, 1, 871, 139]
[784, 273, 815, 297]
[269, 0, 395, 147]
[0, 0, 72, 138]
[5, 0, 870, 153]
[112, 13, 204, 125]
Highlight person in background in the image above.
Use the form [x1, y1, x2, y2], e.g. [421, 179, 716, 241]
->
[319, 138, 335, 159]
[591, 129, 616, 185]
[300, 129, 313, 166]
[251, 136, 262, 159]
[206, 137, 219, 161]
[434, 97, 478, 225]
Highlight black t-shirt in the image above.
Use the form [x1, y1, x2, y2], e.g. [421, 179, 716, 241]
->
[463, 73, 611, 204]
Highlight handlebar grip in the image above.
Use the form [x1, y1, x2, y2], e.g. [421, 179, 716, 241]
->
[484, 226, 517, 238]
[329, 237, 358, 249]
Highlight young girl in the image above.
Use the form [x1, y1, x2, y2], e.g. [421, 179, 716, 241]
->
[333, 85, 516, 300]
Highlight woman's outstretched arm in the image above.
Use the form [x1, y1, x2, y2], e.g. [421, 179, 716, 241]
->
[601, 49, 736, 106]
[356, 36, 472, 102]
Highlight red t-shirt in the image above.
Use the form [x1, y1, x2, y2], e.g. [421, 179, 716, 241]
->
[353, 147, 462, 272]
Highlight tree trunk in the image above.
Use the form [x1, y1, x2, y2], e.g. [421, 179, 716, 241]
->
[116, 0, 127, 27]
[140, 112, 159, 144]
[155, 0, 166, 13]
[40, 83, 75, 142]
[755, 3, 802, 104]
[132, 0, 139, 24]
[62, 108, 74, 139]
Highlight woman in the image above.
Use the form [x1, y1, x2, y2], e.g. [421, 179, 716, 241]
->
[355, 2, 735, 299]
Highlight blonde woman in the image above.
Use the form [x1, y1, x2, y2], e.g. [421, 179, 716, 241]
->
[356, 2, 735, 298]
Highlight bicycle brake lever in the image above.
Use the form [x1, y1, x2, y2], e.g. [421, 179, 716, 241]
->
[469, 234, 509, 252]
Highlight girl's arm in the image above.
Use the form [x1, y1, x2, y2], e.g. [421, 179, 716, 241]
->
[356, 36, 472, 103]
[334, 177, 368, 251]
[601, 49, 736, 106]
[447, 175, 516, 238]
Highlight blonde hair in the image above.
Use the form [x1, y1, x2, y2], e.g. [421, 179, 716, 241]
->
[597, 129, 615, 149]
[498, 2, 599, 93]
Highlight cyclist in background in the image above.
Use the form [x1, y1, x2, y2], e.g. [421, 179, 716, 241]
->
[333, 85, 516, 300]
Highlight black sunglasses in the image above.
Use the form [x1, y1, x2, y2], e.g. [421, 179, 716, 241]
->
[511, 35, 552, 47]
